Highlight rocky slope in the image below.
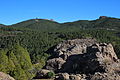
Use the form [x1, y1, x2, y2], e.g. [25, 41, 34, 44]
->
[35, 38, 120, 80]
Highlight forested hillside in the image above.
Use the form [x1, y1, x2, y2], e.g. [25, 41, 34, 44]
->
[0, 44, 33, 80]
[11, 16, 120, 31]
[0, 24, 6, 27]
[0, 16, 120, 79]
[12, 19, 61, 31]
[63, 17, 120, 30]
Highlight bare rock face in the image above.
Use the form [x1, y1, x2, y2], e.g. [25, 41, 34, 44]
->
[56, 73, 86, 80]
[91, 43, 118, 62]
[0, 72, 15, 80]
[54, 38, 96, 60]
[91, 72, 120, 80]
[45, 58, 66, 72]
[62, 43, 119, 74]
[34, 69, 51, 79]
[69, 74, 82, 80]
[37, 38, 120, 80]
[56, 73, 70, 80]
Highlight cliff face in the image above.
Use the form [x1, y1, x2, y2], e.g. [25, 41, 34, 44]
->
[35, 38, 120, 80]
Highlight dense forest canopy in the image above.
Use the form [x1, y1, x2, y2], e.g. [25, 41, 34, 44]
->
[0, 16, 120, 79]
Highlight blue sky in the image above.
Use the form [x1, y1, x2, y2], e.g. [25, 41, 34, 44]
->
[0, 0, 120, 25]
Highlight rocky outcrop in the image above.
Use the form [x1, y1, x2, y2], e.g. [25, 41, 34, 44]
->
[46, 58, 66, 72]
[53, 38, 96, 60]
[0, 72, 15, 80]
[56, 73, 70, 80]
[55, 73, 86, 80]
[34, 69, 52, 79]
[61, 43, 119, 73]
[36, 38, 120, 80]
[91, 72, 120, 80]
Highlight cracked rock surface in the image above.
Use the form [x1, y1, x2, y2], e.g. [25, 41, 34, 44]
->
[36, 38, 120, 80]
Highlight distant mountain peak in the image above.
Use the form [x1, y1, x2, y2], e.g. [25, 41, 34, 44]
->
[33, 18, 55, 22]
[2, 16, 120, 31]
[99, 16, 108, 19]
[0, 24, 6, 27]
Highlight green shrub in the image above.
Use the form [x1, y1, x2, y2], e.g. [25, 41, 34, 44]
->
[46, 72, 55, 78]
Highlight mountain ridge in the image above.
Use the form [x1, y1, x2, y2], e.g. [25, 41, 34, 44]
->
[9, 16, 120, 31]
[1, 16, 120, 30]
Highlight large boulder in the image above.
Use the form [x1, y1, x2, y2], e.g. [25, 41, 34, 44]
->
[34, 69, 51, 78]
[45, 57, 66, 72]
[56, 73, 70, 80]
[0, 72, 15, 80]
[61, 43, 119, 74]
[89, 43, 118, 62]
[53, 38, 96, 60]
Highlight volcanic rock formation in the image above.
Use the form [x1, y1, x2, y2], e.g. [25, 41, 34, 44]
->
[35, 38, 120, 80]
